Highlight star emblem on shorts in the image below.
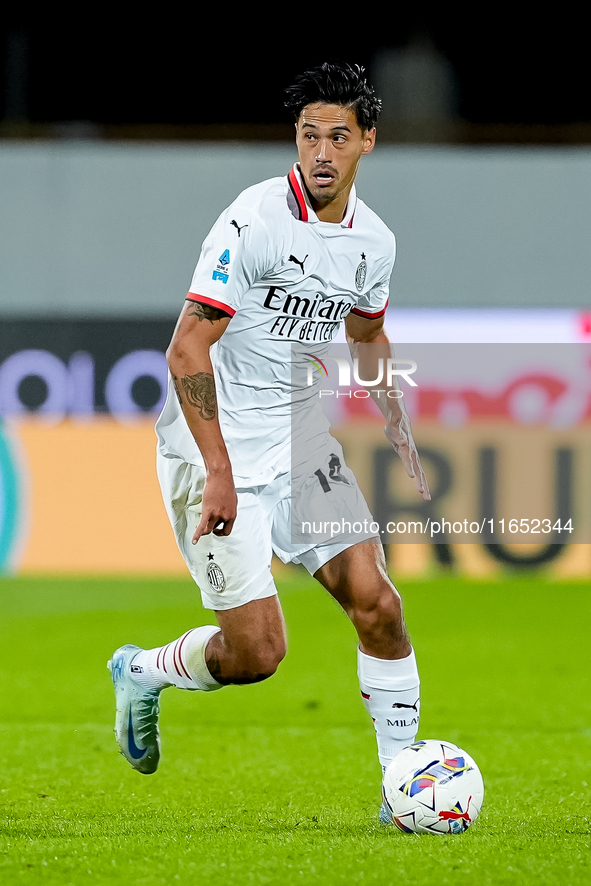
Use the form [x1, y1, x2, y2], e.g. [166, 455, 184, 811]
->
[207, 553, 215, 560]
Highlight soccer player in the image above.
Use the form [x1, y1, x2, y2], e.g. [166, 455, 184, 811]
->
[108, 62, 430, 820]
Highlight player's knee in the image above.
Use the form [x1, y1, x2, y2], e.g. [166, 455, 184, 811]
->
[235, 637, 286, 683]
[352, 585, 405, 642]
[237, 657, 282, 683]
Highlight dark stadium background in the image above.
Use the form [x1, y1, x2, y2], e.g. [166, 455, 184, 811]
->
[2, 10, 591, 139]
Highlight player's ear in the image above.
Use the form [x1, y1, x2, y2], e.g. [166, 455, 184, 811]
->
[362, 127, 377, 156]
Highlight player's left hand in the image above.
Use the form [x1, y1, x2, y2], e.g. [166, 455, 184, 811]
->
[384, 415, 431, 501]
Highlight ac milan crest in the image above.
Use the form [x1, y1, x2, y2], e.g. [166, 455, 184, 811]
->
[355, 253, 367, 291]
[207, 558, 226, 593]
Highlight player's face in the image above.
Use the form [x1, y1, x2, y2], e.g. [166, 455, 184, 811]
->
[295, 103, 376, 222]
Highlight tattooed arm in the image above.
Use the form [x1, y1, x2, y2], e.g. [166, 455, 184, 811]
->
[166, 298, 237, 542]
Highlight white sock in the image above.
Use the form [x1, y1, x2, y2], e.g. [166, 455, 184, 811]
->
[130, 625, 223, 692]
[358, 647, 420, 774]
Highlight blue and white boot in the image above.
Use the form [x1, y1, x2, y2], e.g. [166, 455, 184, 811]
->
[379, 798, 394, 824]
[108, 644, 161, 774]
[379, 782, 394, 824]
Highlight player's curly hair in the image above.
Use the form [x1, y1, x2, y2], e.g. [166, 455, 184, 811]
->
[284, 62, 382, 131]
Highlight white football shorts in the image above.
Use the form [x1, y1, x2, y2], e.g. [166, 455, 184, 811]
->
[156, 442, 378, 611]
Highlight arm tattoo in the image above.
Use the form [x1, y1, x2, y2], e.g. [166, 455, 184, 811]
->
[172, 375, 183, 406]
[180, 371, 217, 420]
[186, 301, 229, 323]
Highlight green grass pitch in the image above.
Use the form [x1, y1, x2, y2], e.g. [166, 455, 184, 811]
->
[0, 568, 589, 885]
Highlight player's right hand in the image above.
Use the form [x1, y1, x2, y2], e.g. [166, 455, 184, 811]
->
[192, 473, 237, 543]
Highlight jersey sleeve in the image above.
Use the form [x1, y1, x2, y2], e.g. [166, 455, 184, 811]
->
[350, 232, 396, 320]
[187, 203, 275, 317]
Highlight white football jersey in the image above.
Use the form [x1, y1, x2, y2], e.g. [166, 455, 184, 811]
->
[155, 164, 396, 484]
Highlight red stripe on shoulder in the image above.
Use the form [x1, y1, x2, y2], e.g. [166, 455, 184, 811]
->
[287, 168, 308, 222]
[186, 293, 236, 317]
[351, 301, 388, 320]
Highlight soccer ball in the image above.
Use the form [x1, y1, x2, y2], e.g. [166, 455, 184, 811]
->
[381, 740, 484, 835]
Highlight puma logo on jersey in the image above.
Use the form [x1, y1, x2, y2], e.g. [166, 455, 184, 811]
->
[231, 220, 248, 236]
[289, 254, 308, 274]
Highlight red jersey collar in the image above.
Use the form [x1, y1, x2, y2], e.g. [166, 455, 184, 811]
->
[287, 164, 356, 228]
